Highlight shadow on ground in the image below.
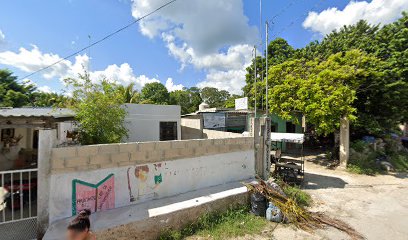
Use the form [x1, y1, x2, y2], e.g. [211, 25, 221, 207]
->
[303, 172, 348, 189]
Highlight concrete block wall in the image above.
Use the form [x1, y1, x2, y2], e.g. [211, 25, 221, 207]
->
[203, 129, 244, 139]
[181, 118, 203, 139]
[47, 138, 255, 223]
[50, 138, 253, 174]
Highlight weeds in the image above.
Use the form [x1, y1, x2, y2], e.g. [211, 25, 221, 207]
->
[158, 206, 267, 240]
[282, 185, 312, 207]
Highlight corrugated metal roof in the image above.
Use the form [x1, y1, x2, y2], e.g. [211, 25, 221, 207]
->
[0, 107, 75, 118]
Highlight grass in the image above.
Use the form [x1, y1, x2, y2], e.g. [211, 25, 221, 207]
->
[282, 185, 312, 208]
[347, 151, 382, 175]
[389, 152, 408, 172]
[158, 206, 268, 240]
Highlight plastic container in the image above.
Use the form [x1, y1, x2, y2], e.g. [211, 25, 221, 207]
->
[266, 202, 283, 222]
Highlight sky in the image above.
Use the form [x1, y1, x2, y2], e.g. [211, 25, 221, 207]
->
[0, 0, 407, 95]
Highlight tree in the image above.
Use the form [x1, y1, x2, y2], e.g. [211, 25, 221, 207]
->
[116, 83, 141, 104]
[169, 87, 202, 114]
[0, 69, 34, 107]
[169, 89, 190, 114]
[31, 92, 67, 107]
[200, 87, 230, 108]
[245, 13, 408, 136]
[64, 73, 128, 145]
[244, 38, 294, 110]
[141, 82, 170, 105]
[267, 50, 380, 135]
[187, 87, 203, 112]
[225, 94, 242, 108]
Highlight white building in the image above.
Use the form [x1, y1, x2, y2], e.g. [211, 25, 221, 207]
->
[0, 107, 76, 171]
[124, 104, 181, 142]
[0, 104, 181, 171]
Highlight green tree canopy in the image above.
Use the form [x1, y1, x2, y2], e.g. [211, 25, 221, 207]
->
[169, 87, 202, 114]
[200, 87, 230, 108]
[0, 69, 67, 107]
[141, 82, 170, 105]
[116, 83, 141, 104]
[0, 70, 34, 107]
[64, 74, 128, 145]
[268, 50, 380, 135]
[245, 13, 408, 136]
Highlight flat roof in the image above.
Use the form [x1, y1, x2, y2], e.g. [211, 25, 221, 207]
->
[0, 107, 75, 118]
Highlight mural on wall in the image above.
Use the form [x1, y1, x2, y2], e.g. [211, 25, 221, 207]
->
[72, 174, 115, 215]
[126, 163, 164, 202]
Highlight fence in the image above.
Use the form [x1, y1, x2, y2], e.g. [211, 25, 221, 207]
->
[0, 168, 38, 240]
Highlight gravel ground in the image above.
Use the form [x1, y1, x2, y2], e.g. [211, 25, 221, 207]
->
[188, 160, 408, 240]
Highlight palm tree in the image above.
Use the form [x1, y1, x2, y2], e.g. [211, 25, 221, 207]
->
[116, 83, 141, 103]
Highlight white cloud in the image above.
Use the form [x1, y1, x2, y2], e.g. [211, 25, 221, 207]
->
[0, 45, 78, 79]
[165, 78, 184, 92]
[0, 45, 166, 91]
[132, 0, 257, 55]
[197, 69, 247, 94]
[132, 0, 257, 94]
[0, 30, 5, 43]
[37, 85, 53, 93]
[89, 63, 160, 90]
[303, 0, 408, 35]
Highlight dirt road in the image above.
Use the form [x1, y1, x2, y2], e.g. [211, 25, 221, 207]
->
[270, 161, 408, 240]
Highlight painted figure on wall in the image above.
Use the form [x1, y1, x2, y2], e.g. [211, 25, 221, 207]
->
[72, 174, 115, 216]
[126, 163, 164, 203]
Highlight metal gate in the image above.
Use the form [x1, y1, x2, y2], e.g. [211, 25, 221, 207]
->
[0, 169, 38, 240]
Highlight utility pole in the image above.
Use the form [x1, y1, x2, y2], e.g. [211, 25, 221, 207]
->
[254, 46, 257, 118]
[265, 21, 269, 115]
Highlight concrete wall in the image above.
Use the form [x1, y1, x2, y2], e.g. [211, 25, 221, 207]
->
[48, 138, 254, 223]
[181, 118, 203, 140]
[203, 129, 244, 139]
[124, 104, 181, 142]
[56, 121, 77, 145]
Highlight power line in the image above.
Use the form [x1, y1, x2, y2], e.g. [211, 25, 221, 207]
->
[19, 0, 178, 81]
[270, 0, 326, 39]
[269, 0, 302, 23]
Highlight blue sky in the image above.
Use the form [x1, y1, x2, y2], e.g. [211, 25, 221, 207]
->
[0, 0, 406, 94]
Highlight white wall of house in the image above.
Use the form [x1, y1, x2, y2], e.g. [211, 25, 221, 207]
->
[56, 121, 77, 145]
[0, 121, 75, 171]
[124, 104, 181, 142]
[0, 127, 34, 170]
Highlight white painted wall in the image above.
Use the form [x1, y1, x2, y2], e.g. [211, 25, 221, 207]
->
[124, 104, 181, 142]
[0, 127, 33, 170]
[56, 121, 77, 145]
[48, 150, 254, 223]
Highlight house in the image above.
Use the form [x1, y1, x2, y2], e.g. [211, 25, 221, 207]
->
[0, 104, 181, 171]
[124, 104, 181, 142]
[181, 103, 252, 139]
[0, 107, 76, 171]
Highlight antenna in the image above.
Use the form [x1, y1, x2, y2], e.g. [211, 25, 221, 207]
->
[88, 35, 91, 72]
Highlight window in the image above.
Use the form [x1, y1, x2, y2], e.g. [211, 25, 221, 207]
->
[160, 122, 178, 141]
[286, 121, 296, 133]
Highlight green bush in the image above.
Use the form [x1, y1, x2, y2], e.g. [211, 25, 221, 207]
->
[389, 152, 408, 172]
[348, 151, 381, 175]
[350, 140, 369, 153]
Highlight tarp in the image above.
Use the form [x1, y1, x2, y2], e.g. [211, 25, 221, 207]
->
[270, 133, 304, 144]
